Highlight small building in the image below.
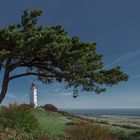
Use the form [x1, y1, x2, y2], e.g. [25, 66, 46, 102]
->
[30, 83, 38, 108]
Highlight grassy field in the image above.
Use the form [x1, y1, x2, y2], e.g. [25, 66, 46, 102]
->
[1, 104, 140, 140]
[31, 108, 140, 139]
[79, 115, 140, 140]
[31, 108, 70, 136]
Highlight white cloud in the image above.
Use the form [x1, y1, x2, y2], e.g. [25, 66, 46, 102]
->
[53, 91, 73, 98]
[23, 94, 28, 98]
[6, 93, 16, 99]
[64, 92, 73, 96]
[130, 74, 140, 80]
[55, 91, 73, 97]
[104, 48, 140, 68]
[52, 88, 62, 93]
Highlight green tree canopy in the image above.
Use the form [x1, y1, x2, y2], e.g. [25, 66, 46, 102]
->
[0, 9, 128, 103]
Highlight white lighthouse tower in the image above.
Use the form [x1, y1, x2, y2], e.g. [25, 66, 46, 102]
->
[30, 83, 38, 108]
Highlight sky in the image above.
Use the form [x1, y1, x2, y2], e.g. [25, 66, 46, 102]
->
[0, 0, 140, 109]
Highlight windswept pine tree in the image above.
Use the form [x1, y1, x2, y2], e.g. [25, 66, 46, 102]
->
[0, 9, 128, 103]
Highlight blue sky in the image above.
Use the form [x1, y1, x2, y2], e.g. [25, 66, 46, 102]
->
[0, 0, 140, 109]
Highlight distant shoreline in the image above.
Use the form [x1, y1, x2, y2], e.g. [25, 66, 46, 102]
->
[61, 108, 140, 116]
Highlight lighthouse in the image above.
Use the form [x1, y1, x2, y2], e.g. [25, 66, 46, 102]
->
[30, 83, 38, 108]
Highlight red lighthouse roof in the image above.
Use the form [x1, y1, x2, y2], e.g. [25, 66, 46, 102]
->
[31, 82, 35, 87]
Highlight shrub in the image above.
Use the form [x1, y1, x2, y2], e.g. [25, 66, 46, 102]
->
[42, 104, 58, 112]
[0, 103, 39, 133]
[0, 127, 51, 140]
[0, 128, 28, 140]
[64, 121, 118, 140]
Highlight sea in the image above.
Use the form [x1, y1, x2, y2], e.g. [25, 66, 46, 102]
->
[61, 108, 140, 116]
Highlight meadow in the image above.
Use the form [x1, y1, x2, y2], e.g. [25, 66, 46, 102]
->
[80, 115, 140, 140]
[0, 104, 140, 140]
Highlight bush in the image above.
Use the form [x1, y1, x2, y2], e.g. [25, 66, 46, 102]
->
[64, 121, 118, 140]
[0, 128, 28, 140]
[0, 103, 39, 133]
[0, 127, 51, 140]
[42, 104, 58, 112]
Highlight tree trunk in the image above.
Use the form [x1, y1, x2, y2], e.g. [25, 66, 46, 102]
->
[0, 70, 10, 104]
[0, 58, 11, 104]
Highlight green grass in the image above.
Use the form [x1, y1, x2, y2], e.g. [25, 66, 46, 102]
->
[1, 104, 140, 140]
[103, 124, 137, 136]
[31, 108, 70, 136]
[78, 115, 140, 140]
[32, 109, 140, 139]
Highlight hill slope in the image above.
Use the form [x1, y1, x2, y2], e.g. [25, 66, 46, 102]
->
[31, 108, 71, 136]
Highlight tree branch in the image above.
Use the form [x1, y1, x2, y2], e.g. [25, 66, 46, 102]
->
[9, 72, 58, 81]
[10, 62, 56, 73]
